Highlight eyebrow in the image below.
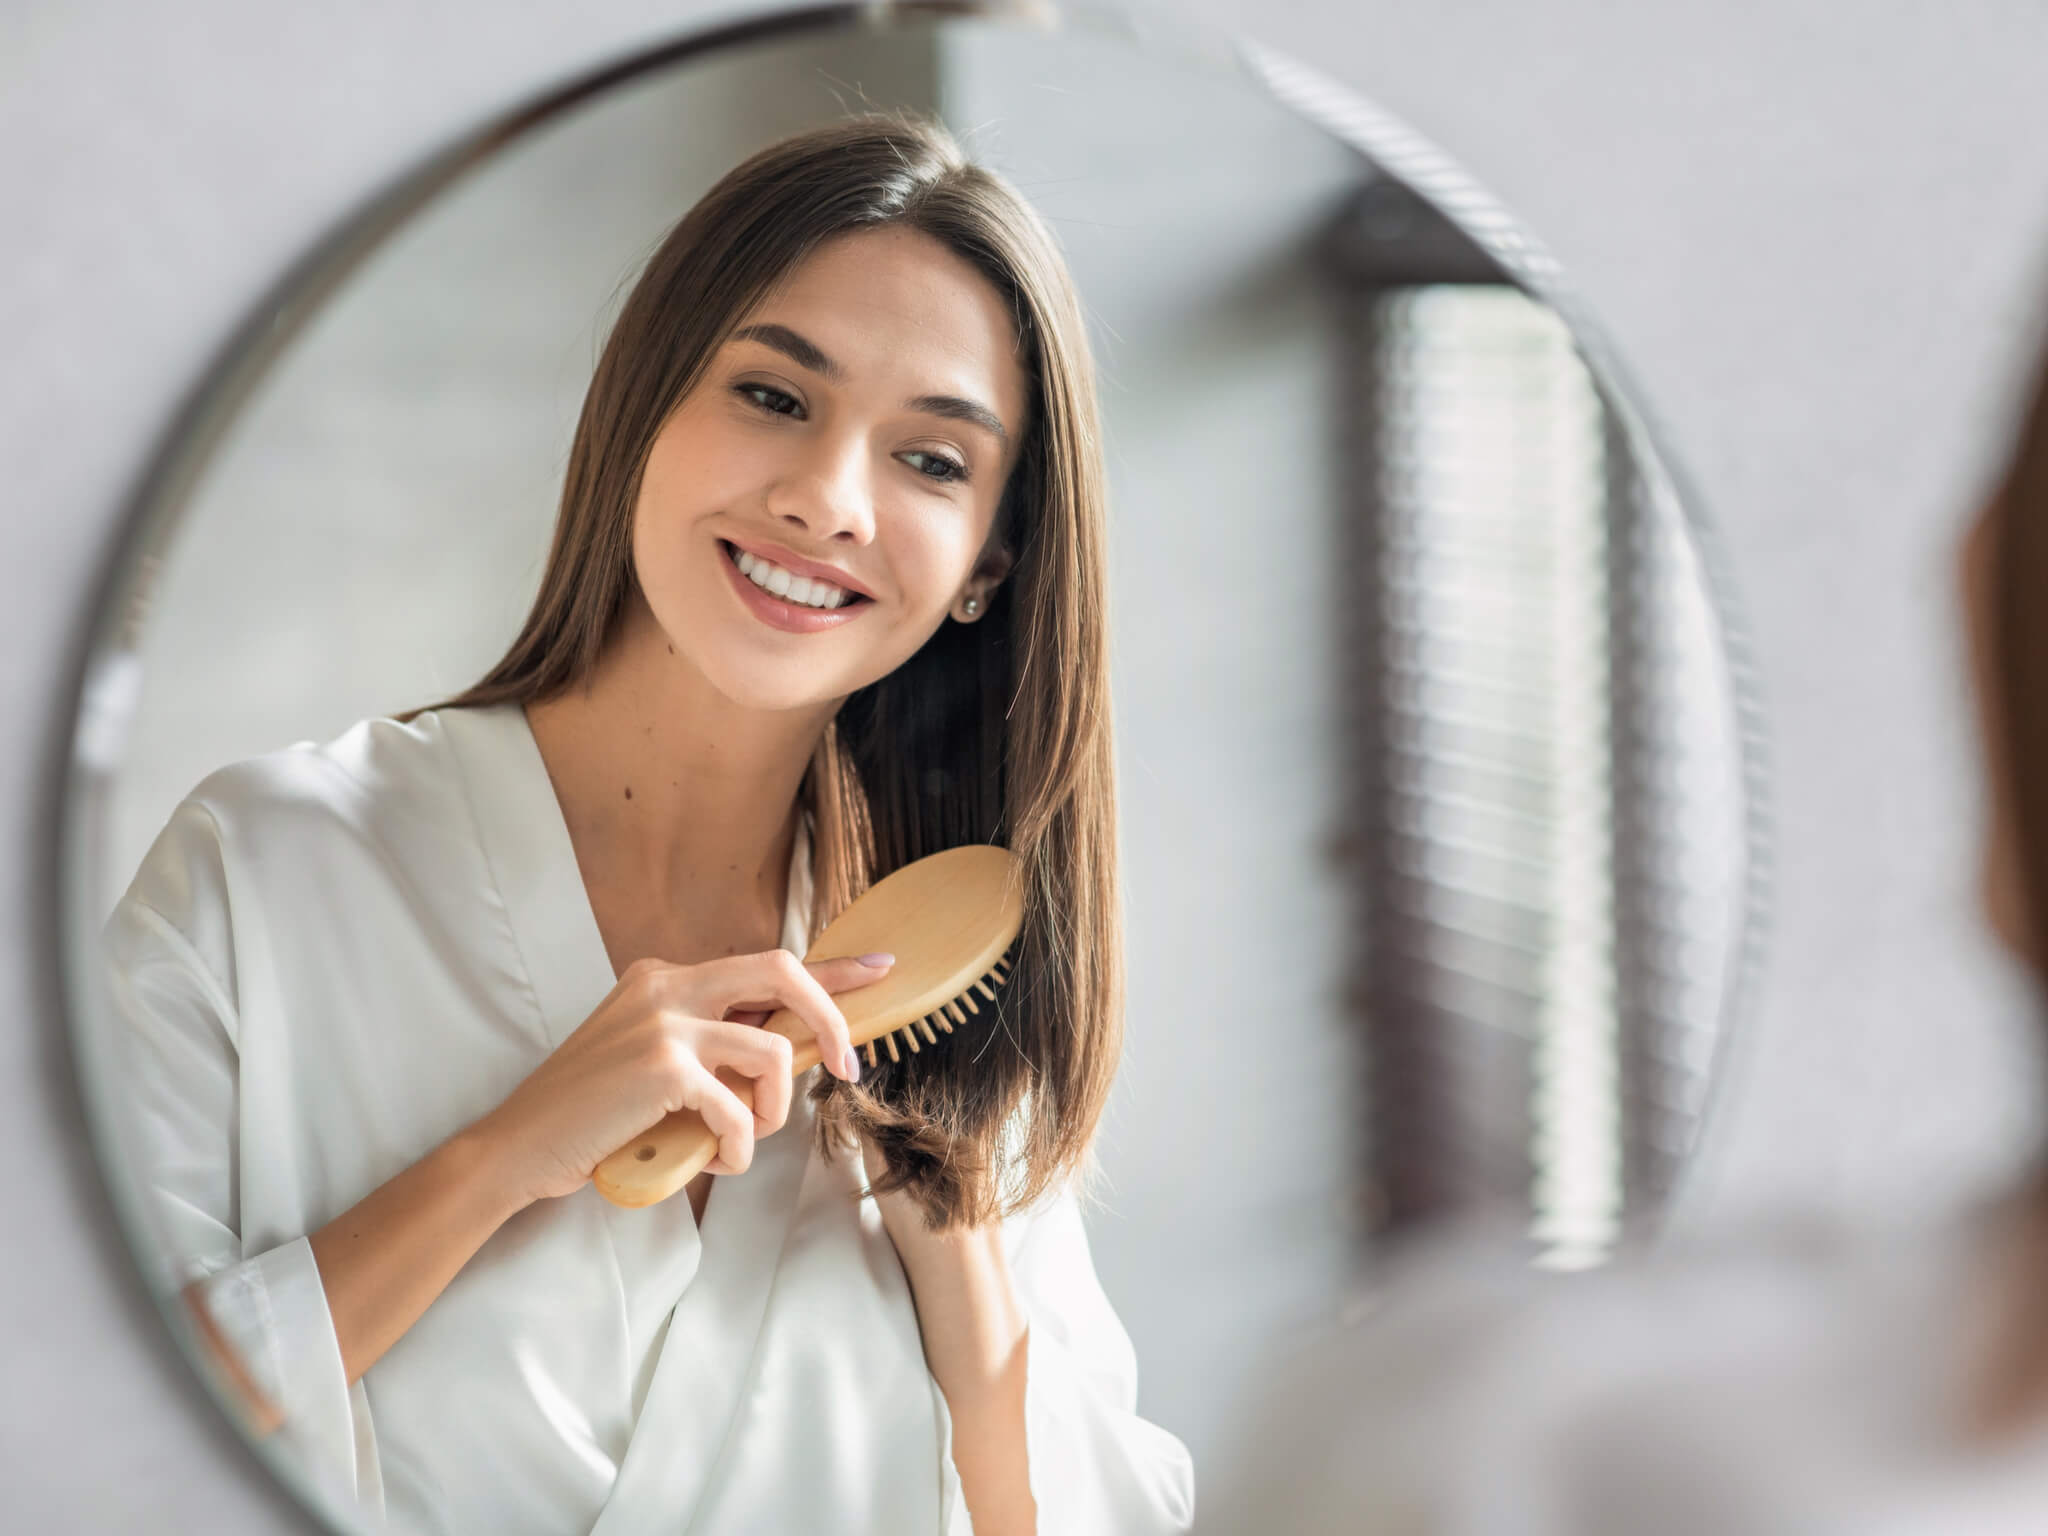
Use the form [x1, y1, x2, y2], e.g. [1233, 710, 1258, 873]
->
[730, 322, 1010, 447]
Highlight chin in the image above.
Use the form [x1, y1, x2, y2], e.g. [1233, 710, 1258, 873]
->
[706, 670, 831, 716]
[696, 654, 855, 716]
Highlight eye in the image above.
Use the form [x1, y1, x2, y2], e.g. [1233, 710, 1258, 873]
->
[902, 449, 970, 486]
[735, 383, 803, 418]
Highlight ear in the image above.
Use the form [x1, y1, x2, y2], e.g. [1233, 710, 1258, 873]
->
[954, 543, 1015, 623]
[973, 542, 1016, 593]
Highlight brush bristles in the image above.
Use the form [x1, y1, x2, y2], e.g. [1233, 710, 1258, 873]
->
[849, 946, 1016, 1074]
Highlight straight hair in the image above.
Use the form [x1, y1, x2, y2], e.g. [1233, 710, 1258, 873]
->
[402, 114, 1122, 1229]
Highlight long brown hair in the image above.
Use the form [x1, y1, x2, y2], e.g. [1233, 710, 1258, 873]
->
[403, 113, 1121, 1229]
[1961, 305, 2048, 1435]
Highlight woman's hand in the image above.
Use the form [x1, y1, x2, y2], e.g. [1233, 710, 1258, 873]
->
[475, 950, 890, 1207]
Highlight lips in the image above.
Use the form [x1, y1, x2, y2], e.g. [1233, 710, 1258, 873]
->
[718, 536, 875, 603]
[716, 539, 873, 635]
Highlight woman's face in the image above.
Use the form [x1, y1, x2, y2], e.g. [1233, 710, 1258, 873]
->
[630, 224, 1029, 715]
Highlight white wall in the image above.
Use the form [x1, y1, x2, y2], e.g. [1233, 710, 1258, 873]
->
[9, 2, 2048, 1530]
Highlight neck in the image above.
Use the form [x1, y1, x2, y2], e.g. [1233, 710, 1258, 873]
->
[523, 591, 836, 935]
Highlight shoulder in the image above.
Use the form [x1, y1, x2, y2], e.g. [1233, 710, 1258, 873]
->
[184, 709, 466, 837]
[119, 707, 502, 923]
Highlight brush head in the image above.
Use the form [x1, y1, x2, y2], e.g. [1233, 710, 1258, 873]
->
[592, 843, 1025, 1207]
[763, 843, 1025, 1065]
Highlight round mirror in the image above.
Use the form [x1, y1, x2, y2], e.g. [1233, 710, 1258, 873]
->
[56, 3, 1764, 1531]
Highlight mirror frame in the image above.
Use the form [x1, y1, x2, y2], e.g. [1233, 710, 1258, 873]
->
[37, 1, 1772, 1527]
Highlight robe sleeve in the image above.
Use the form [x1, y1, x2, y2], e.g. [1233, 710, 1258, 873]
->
[100, 800, 383, 1519]
[935, 1183, 1196, 1535]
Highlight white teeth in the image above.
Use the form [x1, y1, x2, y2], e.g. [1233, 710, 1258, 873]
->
[729, 544, 856, 610]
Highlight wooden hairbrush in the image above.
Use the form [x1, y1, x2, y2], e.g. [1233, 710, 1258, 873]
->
[592, 843, 1025, 1208]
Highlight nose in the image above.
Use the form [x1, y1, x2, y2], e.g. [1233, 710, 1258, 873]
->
[764, 428, 875, 546]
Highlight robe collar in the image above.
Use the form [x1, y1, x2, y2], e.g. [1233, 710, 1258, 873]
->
[438, 699, 813, 1049]
[441, 702, 823, 1532]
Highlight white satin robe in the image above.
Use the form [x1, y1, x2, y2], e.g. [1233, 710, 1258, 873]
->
[102, 702, 1194, 1536]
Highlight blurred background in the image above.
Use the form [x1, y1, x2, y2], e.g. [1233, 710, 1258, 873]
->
[10, 2, 2048, 1531]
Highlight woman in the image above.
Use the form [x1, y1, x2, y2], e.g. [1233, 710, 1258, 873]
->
[105, 114, 1194, 1536]
[1198, 275, 2048, 1533]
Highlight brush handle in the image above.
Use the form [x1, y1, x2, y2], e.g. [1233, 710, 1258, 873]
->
[590, 1019, 822, 1208]
[590, 844, 1025, 1208]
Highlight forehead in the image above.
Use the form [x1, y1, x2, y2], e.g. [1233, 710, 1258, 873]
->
[740, 226, 1028, 420]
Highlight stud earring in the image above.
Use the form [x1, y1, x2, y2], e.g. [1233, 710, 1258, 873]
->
[962, 596, 981, 618]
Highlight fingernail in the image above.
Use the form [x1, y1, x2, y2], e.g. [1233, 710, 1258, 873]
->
[842, 1045, 862, 1081]
[858, 952, 894, 968]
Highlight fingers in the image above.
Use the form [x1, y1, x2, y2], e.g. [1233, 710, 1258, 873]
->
[678, 1059, 756, 1175]
[811, 953, 897, 995]
[693, 1022, 794, 1135]
[688, 951, 891, 1083]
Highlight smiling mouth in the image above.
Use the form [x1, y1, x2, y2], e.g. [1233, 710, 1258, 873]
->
[719, 541, 873, 610]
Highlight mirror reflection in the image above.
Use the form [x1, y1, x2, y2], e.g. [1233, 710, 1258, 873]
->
[64, 8, 1755, 1534]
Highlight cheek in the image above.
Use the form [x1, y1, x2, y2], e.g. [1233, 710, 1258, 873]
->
[890, 525, 981, 615]
[629, 484, 682, 594]
[634, 418, 746, 556]
[646, 400, 765, 500]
